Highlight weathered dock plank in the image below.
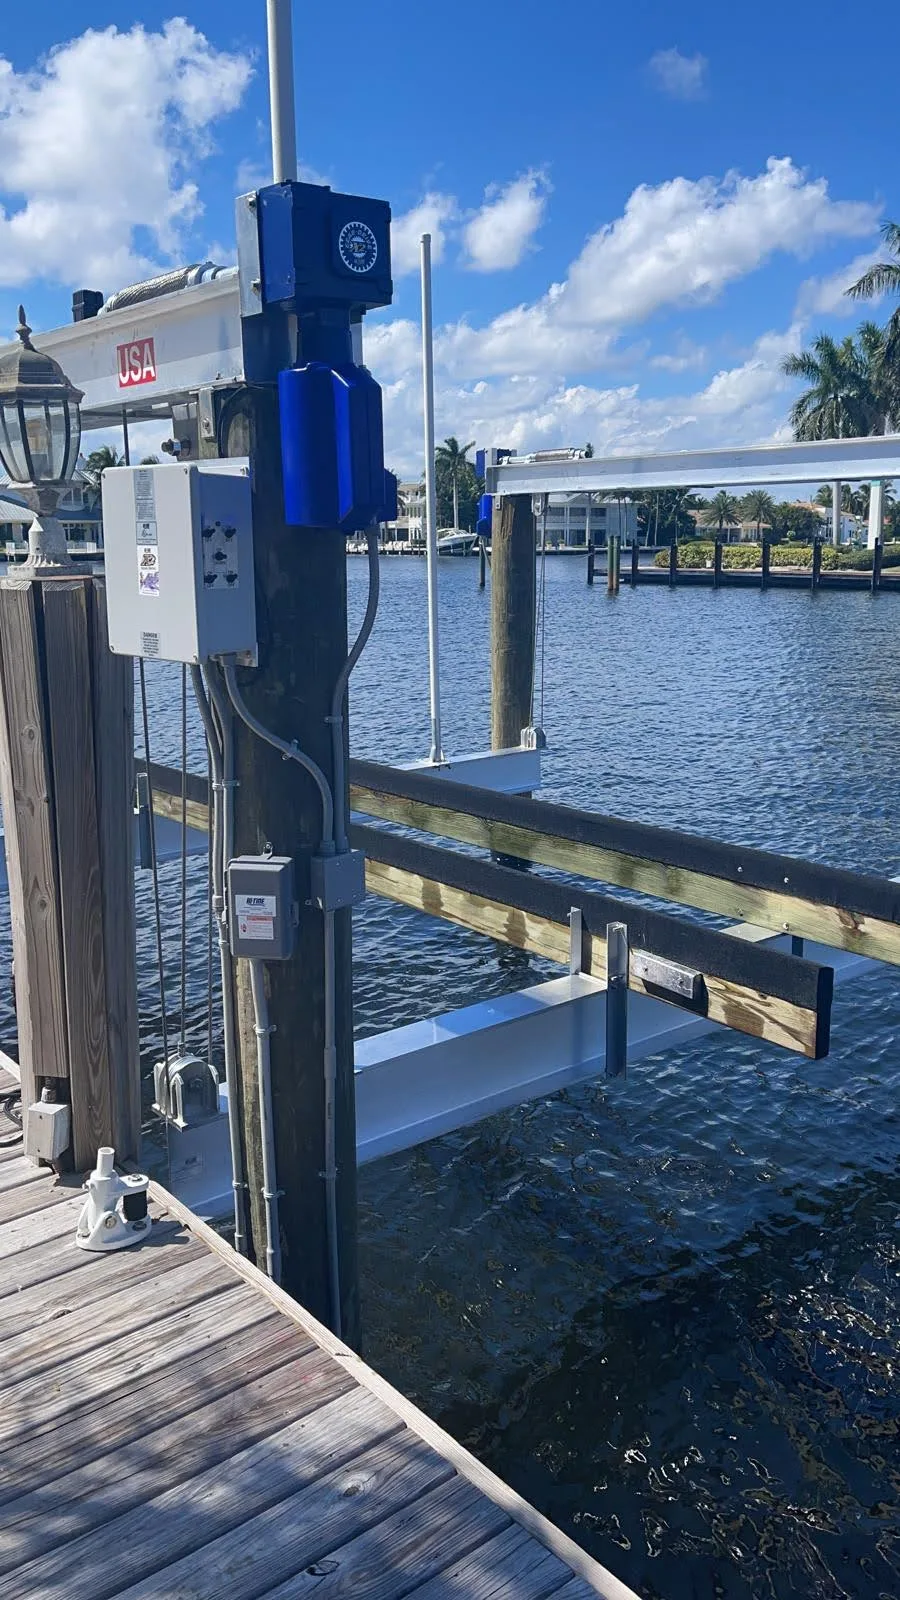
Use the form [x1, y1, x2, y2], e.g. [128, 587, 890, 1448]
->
[0, 1164, 639, 1600]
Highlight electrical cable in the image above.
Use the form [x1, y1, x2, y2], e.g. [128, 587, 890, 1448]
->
[0, 1089, 22, 1147]
[248, 958, 281, 1282]
[330, 528, 380, 852]
[190, 663, 248, 1255]
[221, 660, 334, 848]
[138, 659, 171, 1184]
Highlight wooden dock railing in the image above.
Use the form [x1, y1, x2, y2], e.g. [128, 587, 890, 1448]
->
[139, 758, 855, 1060]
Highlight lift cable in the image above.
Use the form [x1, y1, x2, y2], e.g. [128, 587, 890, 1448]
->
[138, 658, 172, 1184]
[179, 664, 188, 1058]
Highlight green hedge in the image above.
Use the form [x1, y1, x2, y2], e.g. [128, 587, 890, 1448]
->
[654, 541, 900, 572]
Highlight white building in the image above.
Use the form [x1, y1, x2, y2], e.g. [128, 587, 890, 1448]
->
[382, 481, 425, 547]
[542, 493, 639, 548]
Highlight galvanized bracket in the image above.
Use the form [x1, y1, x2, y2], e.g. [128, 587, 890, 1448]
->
[631, 949, 702, 1005]
[568, 907, 584, 975]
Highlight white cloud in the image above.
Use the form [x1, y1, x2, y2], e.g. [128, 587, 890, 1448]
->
[462, 171, 550, 271]
[390, 192, 458, 276]
[435, 159, 878, 379]
[649, 48, 708, 100]
[0, 22, 252, 290]
[793, 250, 883, 318]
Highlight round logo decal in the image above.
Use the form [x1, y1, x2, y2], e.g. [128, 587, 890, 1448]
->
[338, 220, 378, 274]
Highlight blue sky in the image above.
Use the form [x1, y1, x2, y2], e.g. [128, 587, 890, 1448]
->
[2, 0, 899, 471]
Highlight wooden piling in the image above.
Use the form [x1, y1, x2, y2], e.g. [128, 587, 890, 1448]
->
[225, 386, 359, 1345]
[872, 538, 883, 593]
[478, 538, 486, 589]
[811, 539, 822, 591]
[713, 538, 723, 589]
[607, 535, 620, 594]
[491, 495, 536, 750]
[0, 577, 138, 1166]
[668, 541, 677, 587]
[586, 545, 595, 586]
[761, 538, 771, 591]
[630, 538, 640, 586]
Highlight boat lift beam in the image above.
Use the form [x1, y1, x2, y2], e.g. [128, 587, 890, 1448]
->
[486, 435, 900, 496]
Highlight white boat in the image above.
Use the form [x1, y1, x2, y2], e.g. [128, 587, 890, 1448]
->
[436, 528, 477, 556]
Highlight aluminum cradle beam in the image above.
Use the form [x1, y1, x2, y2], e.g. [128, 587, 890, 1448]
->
[486, 436, 900, 495]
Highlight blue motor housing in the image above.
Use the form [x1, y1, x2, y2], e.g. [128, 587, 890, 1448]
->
[476, 492, 493, 536]
[279, 362, 390, 531]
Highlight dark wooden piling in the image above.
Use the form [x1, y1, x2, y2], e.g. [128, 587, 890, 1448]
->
[872, 539, 883, 593]
[586, 545, 595, 586]
[630, 538, 640, 586]
[478, 538, 486, 589]
[713, 538, 723, 589]
[490, 495, 536, 750]
[811, 539, 822, 591]
[761, 538, 771, 591]
[668, 541, 677, 587]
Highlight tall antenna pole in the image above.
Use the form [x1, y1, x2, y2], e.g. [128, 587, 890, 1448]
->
[420, 233, 444, 763]
[267, 0, 298, 183]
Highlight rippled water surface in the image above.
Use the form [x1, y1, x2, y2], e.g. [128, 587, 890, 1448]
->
[6, 557, 898, 1599]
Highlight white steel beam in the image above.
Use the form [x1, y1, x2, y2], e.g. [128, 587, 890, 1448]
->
[486, 436, 900, 495]
[0, 273, 243, 431]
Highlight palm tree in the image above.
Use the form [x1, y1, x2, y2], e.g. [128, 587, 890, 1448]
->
[781, 333, 878, 440]
[82, 445, 124, 507]
[436, 437, 475, 531]
[740, 490, 777, 544]
[700, 490, 740, 537]
[847, 222, 900, 423]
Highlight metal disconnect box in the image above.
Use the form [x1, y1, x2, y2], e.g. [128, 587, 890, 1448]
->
[226, 856, 296, 960]
[102, 462, 257, 664]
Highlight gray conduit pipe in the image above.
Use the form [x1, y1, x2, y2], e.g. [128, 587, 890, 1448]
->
[248, 959, 281, 1281]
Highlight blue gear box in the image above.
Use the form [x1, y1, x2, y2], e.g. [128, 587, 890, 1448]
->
[258, 182, 393, 313]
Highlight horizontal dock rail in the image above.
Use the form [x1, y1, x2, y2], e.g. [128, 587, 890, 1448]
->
[140, 759, 847, 1060]
[349, 760, 900, 967]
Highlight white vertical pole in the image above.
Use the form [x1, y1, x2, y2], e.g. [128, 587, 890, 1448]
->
[832, 480, 841, 548]
[267, 0, 298, 183]
[867, 480, 884, 550]
[420, 233, 444, 763]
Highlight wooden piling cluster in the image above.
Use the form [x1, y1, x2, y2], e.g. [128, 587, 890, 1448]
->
[0, 576, 138, 1168]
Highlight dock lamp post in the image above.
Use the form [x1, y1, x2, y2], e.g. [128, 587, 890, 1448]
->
[0, 305, 83, 573]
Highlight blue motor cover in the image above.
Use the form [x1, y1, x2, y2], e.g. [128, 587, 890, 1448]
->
[279, 362, 392, 531]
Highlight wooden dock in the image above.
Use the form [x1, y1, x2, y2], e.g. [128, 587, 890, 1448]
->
[0, 1110, 637, 1599]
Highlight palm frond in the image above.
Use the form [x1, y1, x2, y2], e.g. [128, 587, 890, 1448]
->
[846, 262, 900, 300]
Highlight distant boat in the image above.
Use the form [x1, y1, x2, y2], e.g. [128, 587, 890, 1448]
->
[436, 529, 477, 556]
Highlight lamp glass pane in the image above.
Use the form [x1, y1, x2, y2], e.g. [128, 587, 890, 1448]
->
[47, 401, 68, 479]
[22, 404, 53, 480]
[65, 405, 81, 481]
[0, 398, 29, 483]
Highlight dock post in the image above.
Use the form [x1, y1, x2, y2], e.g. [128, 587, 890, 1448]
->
[478, 537, 486, 589]
[668, 540, 677, 587]
[761, 537, 770, 592]
[811, 538, 822, 592]
[0, 577, 139, 1168]
[630, 538, 640, 586]
[713, 538, 723, 589]
[872, 538, 883, 593]
[491, 494, 536, 750]
[586, 544, 594, 586]
[226, 387, 359, 1345]
[607, 535, 620, 594]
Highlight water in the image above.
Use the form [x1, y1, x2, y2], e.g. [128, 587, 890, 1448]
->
[4, 558, 898, 1597]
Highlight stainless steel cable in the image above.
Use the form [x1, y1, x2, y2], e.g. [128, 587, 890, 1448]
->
[138, 658, 171, 1183]
[179, 664, 188, 1057]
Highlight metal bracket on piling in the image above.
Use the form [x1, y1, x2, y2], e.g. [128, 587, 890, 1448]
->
[568, 907, 584, 975]
[605, 920, 629, 1079]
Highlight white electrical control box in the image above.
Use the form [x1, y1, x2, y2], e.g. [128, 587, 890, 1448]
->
[102, 462, 257, 664]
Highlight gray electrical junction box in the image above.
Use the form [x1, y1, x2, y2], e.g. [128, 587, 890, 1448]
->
[227, 855, 296, 960]
[102, 461, 257, 664]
